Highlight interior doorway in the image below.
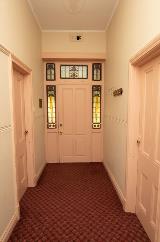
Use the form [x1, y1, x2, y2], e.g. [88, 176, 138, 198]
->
[13, 69, 28, 200]
[126, 36, 160, 242]
[136, 55, 160, 242]
[44, 61, 104, 163]
[12, 56, 36, 201]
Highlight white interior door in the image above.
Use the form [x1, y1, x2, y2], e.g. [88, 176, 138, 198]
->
[58, 85, 91, 162]
[13, 69, 28, 200]
[136, 57, 160, 241]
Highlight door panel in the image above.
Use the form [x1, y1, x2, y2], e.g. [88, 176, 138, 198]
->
[62, 136, 74, 154]
[143, 69, 152, 156]
[59, 85, 91, 162]
[75, 87, 89, 133]
[74, 86, 91, 161]
[59, 86, 74, 162]
[46, 132, 58, 163]
[62, 88, 74, 133]
[136, 57, 160, 241]
[13, 70, 27, 200]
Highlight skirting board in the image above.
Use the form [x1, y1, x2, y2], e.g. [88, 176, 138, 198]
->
[103, 162, 126, 210]
[0, 207, 20, 242]
[33, 162, 46, 186]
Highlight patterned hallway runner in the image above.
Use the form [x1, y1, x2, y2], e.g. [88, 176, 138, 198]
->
[9, 163, 150, 242]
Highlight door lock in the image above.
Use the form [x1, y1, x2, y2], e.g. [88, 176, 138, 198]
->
[59, 131, 63, 135]
[25, 130, 29, 135]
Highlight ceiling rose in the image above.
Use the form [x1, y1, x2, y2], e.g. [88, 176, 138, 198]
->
[64, 0, 86, 14]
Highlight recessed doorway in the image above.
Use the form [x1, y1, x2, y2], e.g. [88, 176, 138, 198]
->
[44, 61, 104, 163]
[12, 56, 35, 200]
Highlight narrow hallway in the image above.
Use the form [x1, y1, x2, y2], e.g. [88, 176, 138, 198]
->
[9, 163, 150, 242]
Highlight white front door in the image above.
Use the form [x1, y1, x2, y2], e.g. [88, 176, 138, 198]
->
[58, 85, 91, 162]
[45, 61, 104, 163]
[136, 56, 160, 241]
[13, 69, 28, 200]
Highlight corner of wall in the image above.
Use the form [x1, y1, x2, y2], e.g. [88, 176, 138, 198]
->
[103, 161, 126, 210]
[33, 160, 46, 186]
[0, 206, 20, 242]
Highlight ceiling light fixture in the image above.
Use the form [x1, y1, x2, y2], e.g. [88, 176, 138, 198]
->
[64, 0, 86, 14]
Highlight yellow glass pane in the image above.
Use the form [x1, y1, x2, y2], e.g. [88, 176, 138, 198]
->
[92, 85, 101, 128]
[97, 118, 100, 123]
[93, 117, 96, 123]
[47, 85, 56, 129]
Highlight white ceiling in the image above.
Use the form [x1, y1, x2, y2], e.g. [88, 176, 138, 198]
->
[28, 0, 119, 31]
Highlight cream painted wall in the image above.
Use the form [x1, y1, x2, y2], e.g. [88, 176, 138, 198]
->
[104, 0, 160, 197]
[0, 0, 45, 176]
[0, 0, 44, 239]
[42, 31, 106, 53]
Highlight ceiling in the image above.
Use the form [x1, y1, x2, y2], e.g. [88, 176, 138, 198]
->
[28, 0, 119, 31]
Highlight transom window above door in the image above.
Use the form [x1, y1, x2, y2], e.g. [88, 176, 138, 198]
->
[45, 62, 103, 81]
[60, 65, 88, 79]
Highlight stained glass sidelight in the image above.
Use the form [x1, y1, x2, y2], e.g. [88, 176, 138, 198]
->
[60, 65, 88, 79]
[92, 63, 102, 81]
[47, 85, 56, 129]
[46, 63, 55, 80]
[92, 85, 101, 129]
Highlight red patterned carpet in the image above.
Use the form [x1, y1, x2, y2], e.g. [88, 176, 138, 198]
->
[9, 163, 150, 242]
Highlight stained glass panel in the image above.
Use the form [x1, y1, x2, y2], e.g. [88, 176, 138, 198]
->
[47, 85, 56, 129]
[92, 63, 102, 81]
[92, 85, 101, 129]
[60, 65, 88, 79]
[46, 63, 55, 81]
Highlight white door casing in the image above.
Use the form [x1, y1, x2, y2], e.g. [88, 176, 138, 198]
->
[136, 56, 160, 242]
[13, 69, 28, 200]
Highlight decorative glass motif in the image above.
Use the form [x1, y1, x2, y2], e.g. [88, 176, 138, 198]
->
[92, 85, 101, 129]
[46, 63, 55, 81]
[60, 65, 88, 79]
[47, 85, 56, 129]
[92, 63, 102, 81]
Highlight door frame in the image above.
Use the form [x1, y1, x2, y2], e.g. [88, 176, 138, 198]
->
[11, 55, 36, 188]
[57, 84, 92, 163]
[44, 60, 104, 163]
[126, 34, 160, 242]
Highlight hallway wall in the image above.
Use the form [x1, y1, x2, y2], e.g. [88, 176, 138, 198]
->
[0, 0, 45, 239]
[42, 31, 106, 54]
[0, 50, 17, 239]
[104, 0, 160, 200]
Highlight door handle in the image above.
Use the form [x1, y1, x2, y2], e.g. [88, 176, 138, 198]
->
[24, 130, 29, 135]
[137, 139, 141, 145]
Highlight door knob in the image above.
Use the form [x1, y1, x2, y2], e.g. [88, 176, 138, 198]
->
[137, 139, 141, 145]
[25, 130, 29, 135]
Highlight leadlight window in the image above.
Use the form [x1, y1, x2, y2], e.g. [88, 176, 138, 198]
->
[47, 85, 56, 129]
[92, 63, 102, 81]
[46, 63, 55, 81]
[92, 85, 101, 129]
[60, 65, 88, 79]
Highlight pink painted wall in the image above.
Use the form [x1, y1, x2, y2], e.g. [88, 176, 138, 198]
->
[104, 0, 160, 200]
[0, 0, 45, 239]
[42, 31, 106, 54]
